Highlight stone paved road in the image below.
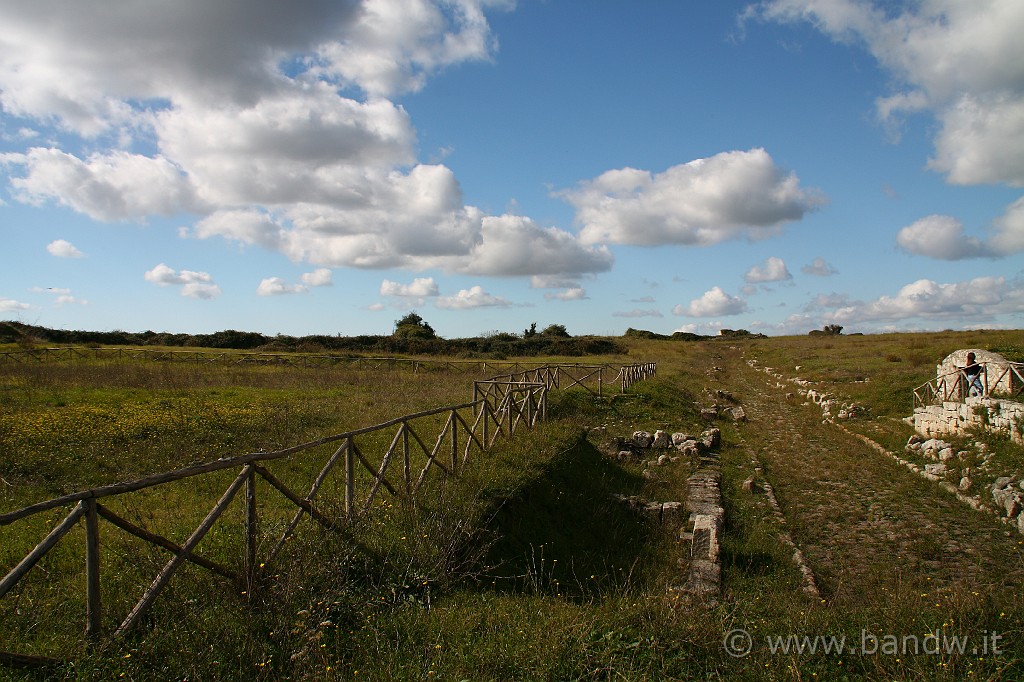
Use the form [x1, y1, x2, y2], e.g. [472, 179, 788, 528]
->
[722, 346, 1024, 609]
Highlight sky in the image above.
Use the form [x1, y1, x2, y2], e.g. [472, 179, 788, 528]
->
[1, 0, 1023, 339]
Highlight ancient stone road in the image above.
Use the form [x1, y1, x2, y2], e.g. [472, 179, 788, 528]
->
[723, 347, 1024, 608]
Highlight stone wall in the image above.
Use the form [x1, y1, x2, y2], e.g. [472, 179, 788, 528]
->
[912, 396, 1024, 444]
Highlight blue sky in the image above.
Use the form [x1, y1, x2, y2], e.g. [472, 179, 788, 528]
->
[2, 0, 1023, 338]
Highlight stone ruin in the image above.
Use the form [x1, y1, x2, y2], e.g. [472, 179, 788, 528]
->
[937, 349, 1019, 395]
[592, 425, 725, 603]
[911, 349, 1024, 445]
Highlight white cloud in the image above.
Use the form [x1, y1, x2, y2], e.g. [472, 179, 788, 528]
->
[46, 239, 85, 258]
[4, 148, 201, 221]
[456, 214, 613, 277]
[826, 276, 1024, 325]
[991, 196, 1024, 254]
[801, 257, 838, 276]
[751, 0, 1024, 187]
[0, 1, 505, 134]
[744, 256, 792, 283]
[300, 268, 333, 287]
[380, 277, 440, 298]
[530, 275, 581, 290]
[144, 263, 221, 299]
[435, 285, 512, 309]
[315, 0, 511, 98]
[31, 286, 88, 306]
[257, 277, 307, 296]
[544, 287, 587, 301]
[673, 287, 748, 317]
[560, 149, 824, 246]
[896, 214, 996, 260]
[0, 1, 606, 281]
[0, 297, 30, 312]
[673, 321, 724, 335]
[804, 292, 852, 311]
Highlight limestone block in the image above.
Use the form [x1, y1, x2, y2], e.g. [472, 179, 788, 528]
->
[632, 431, 653, 448]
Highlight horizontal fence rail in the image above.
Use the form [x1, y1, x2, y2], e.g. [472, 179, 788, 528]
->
[0, 360, 654, 662]
[913, 361, 1024, 408]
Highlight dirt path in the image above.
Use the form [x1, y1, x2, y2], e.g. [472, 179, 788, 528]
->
[722, 346, 1024, 608]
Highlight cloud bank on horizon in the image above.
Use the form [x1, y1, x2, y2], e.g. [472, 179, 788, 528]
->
[1, 0, 1023, 335]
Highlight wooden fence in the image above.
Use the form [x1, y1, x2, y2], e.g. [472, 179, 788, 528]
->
[473, 362, 657, 403]
[0, 381, 548, 658]
[0, 360, 655, 661]
[913, 361, 1024, 408]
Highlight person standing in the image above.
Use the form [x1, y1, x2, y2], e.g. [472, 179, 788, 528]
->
[962, 352, 984, 397]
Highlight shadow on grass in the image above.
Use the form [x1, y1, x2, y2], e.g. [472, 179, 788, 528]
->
[476, 439, 660, 601]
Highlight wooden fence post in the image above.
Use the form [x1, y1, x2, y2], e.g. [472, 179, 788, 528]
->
[448, 410, 457, 473]
[85, 498, 101, 639]
[345, 436, 355, 521]
[245, 469, 257, 594]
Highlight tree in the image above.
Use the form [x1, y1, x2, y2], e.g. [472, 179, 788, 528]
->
[523, 322, 537, 338]
[393, 312, 437, 339]
[809, 324, 843, 337]
[540, 323, 570, 338]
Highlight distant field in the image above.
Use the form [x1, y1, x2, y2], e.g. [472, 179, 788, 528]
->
[2, 331, 1023, 680]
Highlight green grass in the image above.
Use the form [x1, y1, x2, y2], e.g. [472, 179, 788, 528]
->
[2, 334, 1024, 680]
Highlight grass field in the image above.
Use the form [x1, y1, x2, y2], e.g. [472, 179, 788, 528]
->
[1, 331, 1023, 680]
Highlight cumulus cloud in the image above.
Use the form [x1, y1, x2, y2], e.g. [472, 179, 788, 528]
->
[748, 0, 1024, 187]
[144, 263, 221, 299]
[559, 149, 824, 247]
[300, 268, 333, 287]
[744, 256, 792, 283]
[4, 148, 202, 221]
[0, 1, 607, 280]
[896, 214, 996, 260]
[380, 277, 440, 298]
[673, 287, 748, 317]
[435, 285, 512, 309]
[804, 292, 852, 312]
[826, 276, 1024, 325]
[990, 196, 1024, 254]
[46, 239, 85, 258]
[0, 297, 30, 312]
[801, 257, 838, 276]
[544, 287, 587, 301]
[257, 277, 307, 296]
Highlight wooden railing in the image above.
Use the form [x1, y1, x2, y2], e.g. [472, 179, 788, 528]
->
[0, 382, 546, 652]
[473, 362, 656, 403]
[913, 361, 1024, 408]
[1, 358, 656, 659]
